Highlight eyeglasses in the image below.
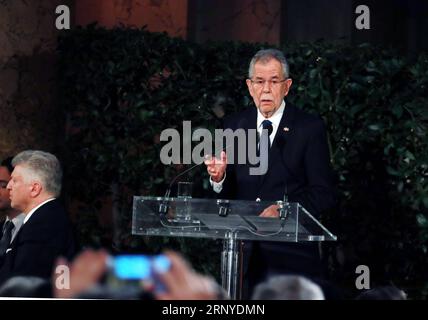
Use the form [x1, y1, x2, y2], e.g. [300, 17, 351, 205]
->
[249, 78, 288, 89]
[0, 181, 8, 189]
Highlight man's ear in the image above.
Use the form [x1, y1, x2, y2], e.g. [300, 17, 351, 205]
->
[283, 78, 293, 96]
[30, 181, 43, 198]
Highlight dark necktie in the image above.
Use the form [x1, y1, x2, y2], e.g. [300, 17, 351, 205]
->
[259, 120, 273, 175]
[261, 120, 273, 146]
[0, 221, 14, 257]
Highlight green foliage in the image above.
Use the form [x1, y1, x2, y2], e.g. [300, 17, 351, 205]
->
[286, 42, 428, 298]
[58, 26, 428, 297]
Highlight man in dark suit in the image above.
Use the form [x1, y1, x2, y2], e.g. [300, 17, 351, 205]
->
[205, 49, 337, 298]
[0, 150, 75, 287]
[0, 157, 25, 266]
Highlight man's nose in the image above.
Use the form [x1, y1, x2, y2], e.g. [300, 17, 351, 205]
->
[262, 81, 271, 92]
[6, 181, 12, 190]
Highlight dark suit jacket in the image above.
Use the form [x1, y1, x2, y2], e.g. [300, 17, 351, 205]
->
[0, 199, 76, 286]
[217, 102, 337, 284]
[0, 221, 4, 238]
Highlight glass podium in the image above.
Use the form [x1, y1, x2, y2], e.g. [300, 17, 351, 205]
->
[132, 196, 337, 299]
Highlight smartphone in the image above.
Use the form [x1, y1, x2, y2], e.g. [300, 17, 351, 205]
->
[107, 254, 171, 293]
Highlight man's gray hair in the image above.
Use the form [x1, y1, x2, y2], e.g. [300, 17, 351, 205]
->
[248, 49, 290, 79]
[12, 150, 62, 197]
[251, 275, 325, 300]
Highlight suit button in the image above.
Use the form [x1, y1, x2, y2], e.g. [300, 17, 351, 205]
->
[256, 198, 261, 202]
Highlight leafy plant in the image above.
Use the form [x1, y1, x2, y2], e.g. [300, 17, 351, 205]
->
[58, 26, 428, 297]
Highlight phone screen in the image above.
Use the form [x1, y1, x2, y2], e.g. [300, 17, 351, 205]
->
[109, 254, 171, 280]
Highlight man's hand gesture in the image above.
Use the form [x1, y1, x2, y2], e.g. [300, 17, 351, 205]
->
[204, 151, 227, 183]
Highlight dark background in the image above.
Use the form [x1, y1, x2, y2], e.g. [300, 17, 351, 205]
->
[0, 0, 427, 299]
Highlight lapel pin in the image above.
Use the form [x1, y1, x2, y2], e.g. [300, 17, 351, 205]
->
[283, 127, 290, 132]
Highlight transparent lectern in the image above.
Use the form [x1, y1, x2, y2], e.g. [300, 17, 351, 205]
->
[132, 196, 337, 299]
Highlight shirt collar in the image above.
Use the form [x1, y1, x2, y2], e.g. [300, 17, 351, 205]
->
[4, 213, 25, 230]
[23, 198, 56, 224]
[257, 100, 286, 130]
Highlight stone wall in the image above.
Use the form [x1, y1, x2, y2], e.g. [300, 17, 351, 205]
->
[74, 0, 281, 44]
[188, 0, 281, 44]
[75, 0, 188, 38]
[0, 0, 71, 159]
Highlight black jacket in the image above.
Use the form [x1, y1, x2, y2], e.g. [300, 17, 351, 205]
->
[219, 103, 336, 215]
[216, 103, 337, 287]
[0, 199, 76, 286]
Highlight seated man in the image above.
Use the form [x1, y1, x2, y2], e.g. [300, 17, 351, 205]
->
[0, 150, 75, 286]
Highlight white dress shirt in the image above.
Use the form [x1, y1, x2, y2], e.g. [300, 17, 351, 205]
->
[256, 100, 285, 147]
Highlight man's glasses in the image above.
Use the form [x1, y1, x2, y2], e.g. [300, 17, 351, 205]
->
[249, 78, 288, 89]
[0, 181, 8, 189]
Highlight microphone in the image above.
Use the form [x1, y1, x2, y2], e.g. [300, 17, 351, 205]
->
[159, 114, 248, 215]
[159, 141, 234, 215]
[163, 162, 201, 199]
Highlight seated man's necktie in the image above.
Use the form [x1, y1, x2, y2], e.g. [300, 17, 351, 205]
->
[0, 221, 15, 257]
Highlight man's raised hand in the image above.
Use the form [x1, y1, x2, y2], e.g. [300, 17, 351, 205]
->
[204, 151, 227, 183]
